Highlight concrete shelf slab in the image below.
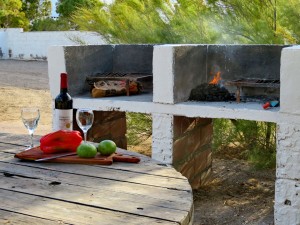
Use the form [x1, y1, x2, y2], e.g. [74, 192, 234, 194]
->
[73, 93, 279, 123]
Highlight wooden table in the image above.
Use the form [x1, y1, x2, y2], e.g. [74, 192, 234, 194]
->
[0, 133, 193, 225]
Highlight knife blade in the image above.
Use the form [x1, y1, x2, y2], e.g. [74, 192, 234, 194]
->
[35, 152, 77, 162]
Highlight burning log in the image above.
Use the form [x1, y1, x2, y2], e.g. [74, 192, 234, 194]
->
[209, 71, 221, 85]
[189, 83, 235, 102]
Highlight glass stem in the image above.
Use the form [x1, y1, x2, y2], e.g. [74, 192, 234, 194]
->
[30, 133, 34, 148]
[84, 131, 87, 143]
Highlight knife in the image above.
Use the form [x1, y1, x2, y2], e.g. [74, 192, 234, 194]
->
[35, 152, 77, 162]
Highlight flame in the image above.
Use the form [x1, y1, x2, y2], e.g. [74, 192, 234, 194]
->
[209, 71, 221, 85]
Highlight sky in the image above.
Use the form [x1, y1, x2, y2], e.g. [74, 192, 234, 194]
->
[50, 0, 114, 17]
[51, 0, 58, 17]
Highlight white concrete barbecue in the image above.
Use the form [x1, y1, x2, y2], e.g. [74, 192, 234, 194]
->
[48, 44, 300, 225]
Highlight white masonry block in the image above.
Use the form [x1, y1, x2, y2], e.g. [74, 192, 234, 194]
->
[153, 45, 175, 104]
[274, 179, 300, 225]
[152, 113, 174, 164]
[280, 46, 300, 115]
[48, 46, 67, 99]
[48, 46, 67, 131]
[277, 123, 300, 179]
[276, 45, 300, 224]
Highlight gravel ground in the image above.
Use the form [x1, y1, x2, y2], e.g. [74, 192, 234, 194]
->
[0, 59, 49, 89]
[0, 59, 52, 136]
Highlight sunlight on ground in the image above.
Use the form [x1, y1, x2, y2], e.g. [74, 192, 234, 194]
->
[0, 86, 52, 135]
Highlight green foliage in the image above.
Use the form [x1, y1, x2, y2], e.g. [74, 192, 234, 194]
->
[276, 0, 300, 43]
[72, 0, 220, 43]
[31, 18, 72, 31]
[0, 0, 29, 29]
[72, 0, 300, 44]
[56, 0, 101, 18]
[39, 0, 52, 18]
[0, 0, 52, 30]
[208, 0, 299, 44]
[170, 0, 220, 43]
[247, 146, 276, 170]
[22, 0, 39, 21]
[22, 0, 52, 21]
[213, 119, 276, 169]
[73, 0, 173, 43]
[126, 113, 152, 146]
[212, 119, 234, 150]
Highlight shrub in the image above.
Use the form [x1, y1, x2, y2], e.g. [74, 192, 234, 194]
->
[213, 119, 276, 169]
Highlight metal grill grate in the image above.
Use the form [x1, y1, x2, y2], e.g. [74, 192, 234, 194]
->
[225, 79, 280, 103]
[93, 72, 146, 78]
[86, 73, 152, 85]
[225, 79, 280, 88]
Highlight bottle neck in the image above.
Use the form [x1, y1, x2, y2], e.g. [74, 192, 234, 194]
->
[60, 73, 68, 93]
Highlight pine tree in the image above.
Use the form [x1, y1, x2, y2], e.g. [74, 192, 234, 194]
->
[0, 0, 29, 29]
[73, 0, 300, 44]
[209, 0, 299, 44]
[73, 0, 219, 43]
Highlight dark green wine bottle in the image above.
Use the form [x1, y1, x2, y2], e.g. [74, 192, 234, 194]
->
[54, 73, 73, 130]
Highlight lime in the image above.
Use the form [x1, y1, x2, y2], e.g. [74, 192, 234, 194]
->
[97, 140, 117, 156]
[77, 143, 97, 158]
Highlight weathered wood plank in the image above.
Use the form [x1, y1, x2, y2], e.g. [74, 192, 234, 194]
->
[0, 162, 193, 210]
[2, 141, 185, 179]
[101, 161, 185, 179]
[0, 143, 25, 153]
[0, 176, 190, 223]
[0, 189, 177, 225]
[0, 133, 41, 146]
[0, 154, 191, 191]
[0, 209, 65, 225]
[0, 135, 194, 225]
[0, 151, 14, 160]
[109, 147, 187, 179]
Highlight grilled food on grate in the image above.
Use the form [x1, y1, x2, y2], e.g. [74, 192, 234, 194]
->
[91, 79, 141, 98]
[86, 74, 152, 98]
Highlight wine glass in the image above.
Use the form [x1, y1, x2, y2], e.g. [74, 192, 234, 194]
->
[21, 108, 40, 148]
[76, 108, 94, 142]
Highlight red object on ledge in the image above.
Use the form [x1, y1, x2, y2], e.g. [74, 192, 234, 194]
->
[263, 102, 271, 109]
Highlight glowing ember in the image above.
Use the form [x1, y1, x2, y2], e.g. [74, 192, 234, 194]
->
[209, 72, 221, 85]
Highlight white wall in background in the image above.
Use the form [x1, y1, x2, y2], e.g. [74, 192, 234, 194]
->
[0, 28, 105, 60]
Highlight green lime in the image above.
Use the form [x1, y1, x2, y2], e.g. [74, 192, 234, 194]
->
[77, 143, 97, 158]
[97, 140, 117, 156]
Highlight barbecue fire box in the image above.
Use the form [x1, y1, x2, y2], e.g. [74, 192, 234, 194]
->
[48, 44, 288, 104]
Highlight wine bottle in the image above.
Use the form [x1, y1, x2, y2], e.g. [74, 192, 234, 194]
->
[54, 73, 73, 130]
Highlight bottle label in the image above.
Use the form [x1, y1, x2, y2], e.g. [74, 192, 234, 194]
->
[55, 109, 73, 130]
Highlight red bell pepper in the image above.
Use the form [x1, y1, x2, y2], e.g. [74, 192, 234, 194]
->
[40, 130, 83, 153]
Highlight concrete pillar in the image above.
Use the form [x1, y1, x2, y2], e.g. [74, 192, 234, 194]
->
[153, 45, 206, 104]
[152, 45, 213, 188]
[152, 113, 174, 164]
[152, 113, 213, 189]
[275, 123, 300, 225]
[275, 46, 300, 225]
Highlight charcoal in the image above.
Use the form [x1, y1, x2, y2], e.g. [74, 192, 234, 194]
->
[189, 83, 235, 102]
